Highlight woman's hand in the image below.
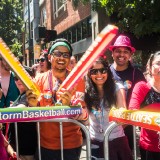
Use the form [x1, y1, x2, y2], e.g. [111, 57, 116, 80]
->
[7, 144, 17, 159]
[26, 89, 39, 107]
[71, 106, 88, 122]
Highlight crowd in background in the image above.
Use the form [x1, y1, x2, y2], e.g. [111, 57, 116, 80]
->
[0, 34, 160, 160]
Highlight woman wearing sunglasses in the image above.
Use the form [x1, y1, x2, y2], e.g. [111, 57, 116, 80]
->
[85, 57, 132, 160]
[8, 66, 38, 160]
[37, 49, 51, 73]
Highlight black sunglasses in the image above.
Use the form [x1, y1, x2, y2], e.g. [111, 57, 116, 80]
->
[14, 76, 19, 81]
[37, 58, 45, 63]
[90, 68, 108, 75]
[52, 50, 70, 59]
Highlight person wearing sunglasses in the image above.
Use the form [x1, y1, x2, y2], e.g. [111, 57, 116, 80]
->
[31, 38, 88, 160]
[85, 57, 132, 160]
[36, 49, 51, 74]
[8, 66, 38, 160]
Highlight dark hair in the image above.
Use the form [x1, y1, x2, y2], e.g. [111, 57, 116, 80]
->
[85, 57, 116, 111]
[48, 38, 73, 56]
[147, 51, 160, 76]
[13, 65, 34, 79]
[23, 65, 34, 77]
[40, 49, 51, 70]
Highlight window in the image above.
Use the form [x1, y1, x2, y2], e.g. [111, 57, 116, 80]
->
[40, 8, 47, 26]
[53, 0, 67, 18]
[77, 23, 82, 41]
[58, 17, 91, 43]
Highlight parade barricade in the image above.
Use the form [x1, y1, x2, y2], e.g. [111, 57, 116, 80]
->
[0, 106, 91, 160]
[2, 105, 160, 160]
[104, 106, 160, 160]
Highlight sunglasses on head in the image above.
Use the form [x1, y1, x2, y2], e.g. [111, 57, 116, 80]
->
[52, 50, 70, 59]
[37, 58, 45, 63]
[90, 68, 108, 75]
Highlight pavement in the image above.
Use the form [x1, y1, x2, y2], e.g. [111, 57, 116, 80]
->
[80, 127, 141, 160]
[80, 139, 87, 160]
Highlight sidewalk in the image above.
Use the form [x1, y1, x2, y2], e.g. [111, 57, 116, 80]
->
[80, 127, 141, 160]
[80, 139, 87, 160]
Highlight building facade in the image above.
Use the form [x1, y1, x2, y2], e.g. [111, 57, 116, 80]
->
[23, 0, 109, 64]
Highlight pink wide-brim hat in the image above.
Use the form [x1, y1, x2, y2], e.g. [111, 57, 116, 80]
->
[109, 35, 136, 53]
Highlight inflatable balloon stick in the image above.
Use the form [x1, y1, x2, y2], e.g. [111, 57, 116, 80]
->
[109, 105, 160, 132]
[0, 38, 40, 97]
[58, 24, 118, 92]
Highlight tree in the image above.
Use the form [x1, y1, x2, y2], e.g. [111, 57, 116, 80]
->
[11, 38, 22, 57]
[73, 0, 160, 38]
[0, 0, 23, 55]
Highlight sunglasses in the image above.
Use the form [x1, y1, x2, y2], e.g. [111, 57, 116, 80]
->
[52, 50, 70, 59]
[90, 68, 108, 75]
[37, 58, 45, 63]
[14, 76, 19, 81]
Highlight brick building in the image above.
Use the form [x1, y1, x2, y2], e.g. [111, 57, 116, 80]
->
[40, 0, 92, 58]
[23, 0, 109, 64]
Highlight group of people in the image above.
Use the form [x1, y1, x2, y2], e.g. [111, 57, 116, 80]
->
[0, 34, 160, 160]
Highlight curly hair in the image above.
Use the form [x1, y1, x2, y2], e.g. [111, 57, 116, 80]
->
[48, 38, 73, 56]
[85, 57, 116, 111]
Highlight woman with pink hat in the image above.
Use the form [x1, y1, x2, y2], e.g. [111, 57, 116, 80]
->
[109, 35, 146, 151]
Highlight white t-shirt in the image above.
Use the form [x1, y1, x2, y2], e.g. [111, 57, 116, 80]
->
[89, 82, 125, 141]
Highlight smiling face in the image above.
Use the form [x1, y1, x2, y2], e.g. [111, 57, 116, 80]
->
[49, 45, 70, 72]
[150, 55, 160, 79]
[112, 47, 132, 70]
[90, 62, 108, 87]
[38, 55, 48, 73]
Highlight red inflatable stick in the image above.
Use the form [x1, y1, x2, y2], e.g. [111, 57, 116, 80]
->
[58, 24, 118, 91]
[109, 104, 160, 132]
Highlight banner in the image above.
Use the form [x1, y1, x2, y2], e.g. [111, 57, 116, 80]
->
[109, 106, 160, 132]
[0, 106, 82, 123]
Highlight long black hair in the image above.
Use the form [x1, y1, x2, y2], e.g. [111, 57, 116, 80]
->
[85, 57, 116, 111]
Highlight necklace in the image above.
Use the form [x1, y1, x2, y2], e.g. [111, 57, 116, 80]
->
[93, 99, 104, 133]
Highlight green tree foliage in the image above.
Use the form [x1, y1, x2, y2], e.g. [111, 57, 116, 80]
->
[99, 0, 160, 37]
[73, 0, 160, 38]
[11, 38, 22, 57]
[0, 0, 23, 55]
